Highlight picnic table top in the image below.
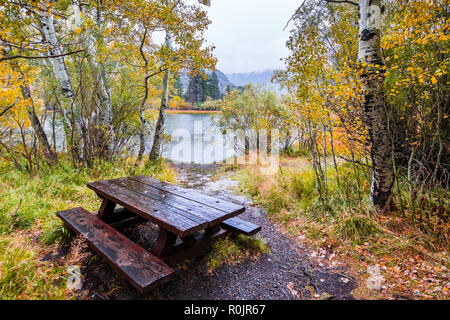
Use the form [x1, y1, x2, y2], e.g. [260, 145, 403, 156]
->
[87, 175, 246, 237]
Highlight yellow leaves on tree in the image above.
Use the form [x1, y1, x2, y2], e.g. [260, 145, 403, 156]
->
[0, 62, 38, 129]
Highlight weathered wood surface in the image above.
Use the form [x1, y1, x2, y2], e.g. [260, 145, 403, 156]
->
[87, 180, 208, 237]
[220, 217, 261, 236]
[57, 207, 174, 293]
[130, 175, 245, 214]
[87, 176, 246, 237]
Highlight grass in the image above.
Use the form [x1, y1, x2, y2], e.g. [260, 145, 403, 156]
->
[0, 155, 176, 299]
[0, 233, 70, 299]
[334, 215, 384, 245]
[206, 235, 270, 272]
[233, 157, 450, 299]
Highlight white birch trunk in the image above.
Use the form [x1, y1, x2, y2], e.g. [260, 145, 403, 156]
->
[72, 1, 113, 156]
[149, 32, 172, 162]
[358, 0, 394, 213]
[19, 70, 56, 164]
[38, 9, 87, 159]
[38, 12, 76, 117]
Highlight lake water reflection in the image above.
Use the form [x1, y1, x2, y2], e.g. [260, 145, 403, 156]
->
[44, 112, 237, 164]
[162, 112, 237, 164]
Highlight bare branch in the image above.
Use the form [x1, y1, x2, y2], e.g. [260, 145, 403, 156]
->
[0, 102, 16, 117]
[283, 0, 307, 31]
[0, 49, 84, 62]
[325, 0, 358, 6]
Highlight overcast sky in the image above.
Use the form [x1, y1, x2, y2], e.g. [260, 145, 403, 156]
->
[203, 0, 300, 74]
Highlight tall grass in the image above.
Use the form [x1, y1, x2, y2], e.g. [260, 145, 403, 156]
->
[0, 155, 176, 299]
[235, 160, 449, 252]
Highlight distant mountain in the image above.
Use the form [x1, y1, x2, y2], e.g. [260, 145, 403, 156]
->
[177, 69, 235, 95]
[215, 70, 236, 94]
[225, 69, 275, 87]
[177, 68, 285, 96]
[225, 69, 285, 94]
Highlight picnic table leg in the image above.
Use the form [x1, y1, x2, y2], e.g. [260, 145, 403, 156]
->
[97, 198, 116, 221]
[152, 228, 177, 257]
[205, 224, 221, 236]
[180, 234, 196, 245]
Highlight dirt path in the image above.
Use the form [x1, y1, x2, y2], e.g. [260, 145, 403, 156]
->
[65, 164, 355, 300]
[156, 164, 354, 300]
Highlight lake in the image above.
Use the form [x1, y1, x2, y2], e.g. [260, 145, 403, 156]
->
[163, 112, 236, 164]
[44, 112, 237, 164]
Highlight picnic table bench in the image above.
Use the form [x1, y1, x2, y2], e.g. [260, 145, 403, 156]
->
[57, 175, 261, 293]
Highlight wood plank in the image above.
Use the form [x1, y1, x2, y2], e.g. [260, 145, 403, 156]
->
[87, 180, 207, 237]
[220, 217, 261, 236]
[97, 198, 116, 220]
[130, 175, 245, 215]
[108, 178, 210, 226]
[57, 207, 174, 294]
[112, 177, 233, 225]
[151, 228, 177, 257]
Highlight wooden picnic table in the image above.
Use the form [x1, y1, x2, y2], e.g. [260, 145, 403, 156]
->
[57, 175, 261, 293]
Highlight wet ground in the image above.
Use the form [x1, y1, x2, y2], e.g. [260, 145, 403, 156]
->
[60, 163, 355, 300]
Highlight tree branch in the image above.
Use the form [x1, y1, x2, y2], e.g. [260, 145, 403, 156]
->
[325, 0, 358, 6]
[0, 49, 84, 62]
[283, 0, 307, 31]
[0, 102, 16, 117]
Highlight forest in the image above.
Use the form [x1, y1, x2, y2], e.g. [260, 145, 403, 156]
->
[0, 0, 448, 300]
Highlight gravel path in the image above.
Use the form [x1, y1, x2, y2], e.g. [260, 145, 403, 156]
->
[64, 164, 355, 300]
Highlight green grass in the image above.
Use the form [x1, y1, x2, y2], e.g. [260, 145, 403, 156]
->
[0, 155, 176, 299]
[333, 215, 384, 245]
[206, 235, 270, 272]
[0, 236, 70, 299]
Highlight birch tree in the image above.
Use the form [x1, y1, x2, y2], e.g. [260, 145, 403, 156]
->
[72, 0, 113, 158]
[37, 8, 87, 160]
[356, 0, 394, 213]
[149, 32, 171, 162]
[283, 0, 394, 213]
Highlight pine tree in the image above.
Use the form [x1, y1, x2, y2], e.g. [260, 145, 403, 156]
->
[174, 75, 184, 96]
[186, 71, 222, 104]
[207, 71, 220, 100]
[225, 84, 232, 95]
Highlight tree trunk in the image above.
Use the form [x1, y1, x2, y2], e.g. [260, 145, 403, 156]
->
[358, 0, 394, 213]
[5, 44, 56, 165]
[137, 27, 149, 163]
[38, 9, 87, 160]
[17, 66, 56, 165]
[149, 33, 172, 162]
[73, 1, 113, 158]
[328, 123, 340, 188]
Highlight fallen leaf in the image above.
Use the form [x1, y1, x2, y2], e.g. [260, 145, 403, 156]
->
[287, 282, 298, 297]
